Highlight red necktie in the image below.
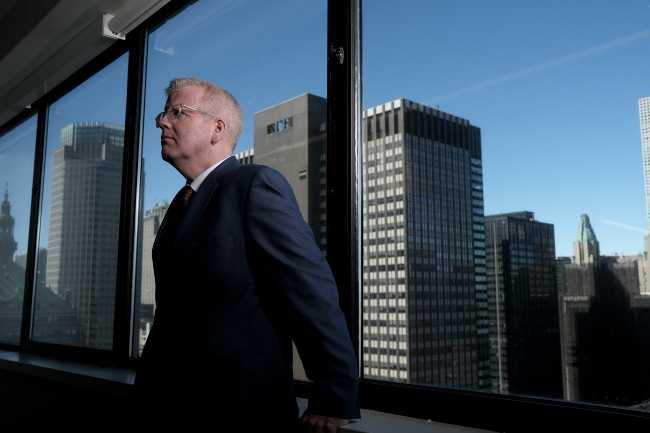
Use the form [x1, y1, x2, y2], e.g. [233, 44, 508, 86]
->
[181, 185, 194, 208]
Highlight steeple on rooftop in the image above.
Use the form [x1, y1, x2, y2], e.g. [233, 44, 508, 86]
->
[573, 214, 600, 264]
[575, 214, 597, 243]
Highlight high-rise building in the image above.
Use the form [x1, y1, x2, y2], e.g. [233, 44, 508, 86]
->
[37, 122, 124, 348]
[560, 214, 650, 406]
[251, 94, 328, 381]
[484, 211, 562, 398]
[140, 201, 169, 308]
[134, 200, 169, 352]
[253, 94, 328, 251]
[640, 97, 650, 222]
[361, 99, 488, 390]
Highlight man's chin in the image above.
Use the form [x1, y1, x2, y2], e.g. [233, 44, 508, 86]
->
[161, 151, 172, 163]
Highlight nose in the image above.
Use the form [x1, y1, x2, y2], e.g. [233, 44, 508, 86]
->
[156, 112, 171, 129]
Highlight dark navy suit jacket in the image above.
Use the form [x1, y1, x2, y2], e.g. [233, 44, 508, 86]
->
[135, 156, 359, 428]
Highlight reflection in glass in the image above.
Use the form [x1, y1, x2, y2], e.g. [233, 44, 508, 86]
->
[363, 1, 650, 410]
[32, 55, 128, 349]
[0, 116, 37, 344]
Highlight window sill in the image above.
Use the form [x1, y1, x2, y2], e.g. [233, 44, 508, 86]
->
[0, 349, 492, 432]
[0, 349, 134, 398]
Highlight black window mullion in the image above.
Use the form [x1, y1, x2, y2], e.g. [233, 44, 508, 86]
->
[112, 28, 149, 365]
[19, 106, 47, 348]
[326, 0, 361, 363]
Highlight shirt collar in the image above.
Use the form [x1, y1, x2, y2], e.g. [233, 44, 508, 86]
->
[189, 156, 231, 192]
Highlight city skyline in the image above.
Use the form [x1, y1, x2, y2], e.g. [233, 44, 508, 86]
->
[2, 2, 649, 268]
[3, 2, 647, 262]
[4, 83, 650, 405]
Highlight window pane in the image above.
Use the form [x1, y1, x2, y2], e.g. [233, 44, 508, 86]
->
[32, 55, 128, 348]
[134, 0, 327, 383]
[362, 0, 650, 410]
[0, 115, 37, 344]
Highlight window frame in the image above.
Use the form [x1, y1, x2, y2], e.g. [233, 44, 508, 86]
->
[0, 0, 648, 430]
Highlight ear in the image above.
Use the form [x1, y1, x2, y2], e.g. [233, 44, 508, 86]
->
[211, 118, 226, 145]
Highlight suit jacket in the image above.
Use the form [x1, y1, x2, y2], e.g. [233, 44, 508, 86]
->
[135, 156, 360, 427]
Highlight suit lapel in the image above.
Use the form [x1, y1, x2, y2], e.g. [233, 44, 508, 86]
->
[154, 156, 240, 262]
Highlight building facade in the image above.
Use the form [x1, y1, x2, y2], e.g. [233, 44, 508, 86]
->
[134, 200, 169, 353]
[36, 122, 124, 348]
[485, 211, 562, 398]
[641, 97, 650, 222]
[253, 94, 328, 252]
[361, 99, 489, 390]
[560, 214, 650, 406]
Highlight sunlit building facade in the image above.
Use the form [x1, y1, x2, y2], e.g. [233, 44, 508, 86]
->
[641, 97, 650, 222]
[361, 99, 489, 390]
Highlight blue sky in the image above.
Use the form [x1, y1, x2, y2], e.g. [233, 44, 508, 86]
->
[362, 1, 650, 257]
[3, 0, 649, 259]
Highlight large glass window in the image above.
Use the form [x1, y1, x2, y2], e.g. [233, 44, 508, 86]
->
[133, 0, 327, 381]
[362, 0, 650, 411]
[32, 54, 129, 349]
[0, 115, 37, 344]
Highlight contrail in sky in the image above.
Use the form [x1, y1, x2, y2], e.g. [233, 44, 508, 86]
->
[600, 219, 646, 233]
[425, 28, 650, 105]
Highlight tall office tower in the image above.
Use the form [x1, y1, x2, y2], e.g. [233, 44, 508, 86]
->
[40, 122, 124, 348]
[484, 212, 562, 398]
[140, 201, 169, 308]
[253, 94, 327, 252]
[640, 97, 650, 222]
[361, 99, 488, 390]
[556, 256, 572, 295]
[560, 215, 650, 405]
[253, 95, 326, 382]
[134, 201, 169, 352]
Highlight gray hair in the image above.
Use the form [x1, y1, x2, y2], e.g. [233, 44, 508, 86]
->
[165, 78, 244, 151]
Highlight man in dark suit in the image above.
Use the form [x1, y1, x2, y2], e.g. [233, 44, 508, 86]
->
[133, 78, 359, 432]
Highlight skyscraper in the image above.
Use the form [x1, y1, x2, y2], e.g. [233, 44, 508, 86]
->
[361, 99, 488, 390]
[253, 94, 328, 251]
[140, 201, 169, 308]
[485, 211, 562, 398]
[134, 200, 169, 352]
[37, 122, 124, 348]
[640, 97, 650, 222]
[251, 94, 328, 381]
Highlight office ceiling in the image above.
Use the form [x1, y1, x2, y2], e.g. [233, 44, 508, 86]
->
[0, 0, 169, 129]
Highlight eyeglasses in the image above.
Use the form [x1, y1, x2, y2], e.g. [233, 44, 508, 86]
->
[155, 104, 216, 126]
